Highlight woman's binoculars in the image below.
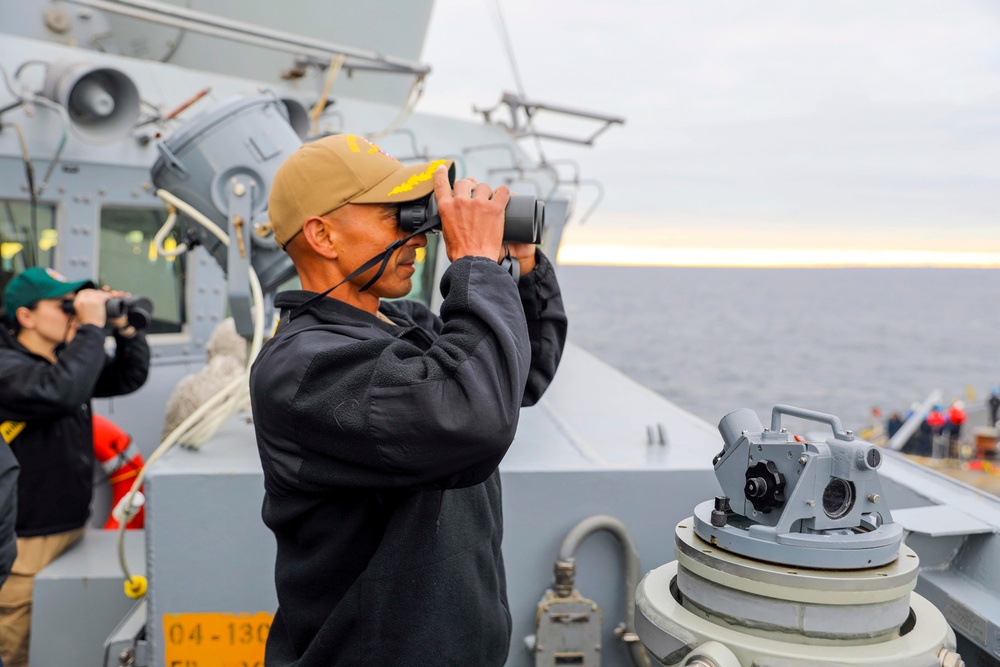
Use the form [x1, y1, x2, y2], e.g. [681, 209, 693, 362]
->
[61, 295, 153, 329]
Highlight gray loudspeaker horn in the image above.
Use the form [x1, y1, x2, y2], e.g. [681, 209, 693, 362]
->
[280, 97, 310, 140]
[42, 61, 140, 143]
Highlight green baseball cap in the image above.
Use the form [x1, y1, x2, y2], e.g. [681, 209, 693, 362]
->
[3, 267, 95, 313]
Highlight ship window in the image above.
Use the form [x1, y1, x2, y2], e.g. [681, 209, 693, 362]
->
[0, 200, 57, 301]
[99, 207, 185, 334]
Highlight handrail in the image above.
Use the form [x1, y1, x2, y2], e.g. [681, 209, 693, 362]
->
[476, 91, 625, 146]
[61, 0, 431, 76]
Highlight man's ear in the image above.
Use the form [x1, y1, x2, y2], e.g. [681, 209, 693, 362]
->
[301, 217, 338, 260]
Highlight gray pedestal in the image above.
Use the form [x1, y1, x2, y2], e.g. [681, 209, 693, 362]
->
[31, 530, 146, 667]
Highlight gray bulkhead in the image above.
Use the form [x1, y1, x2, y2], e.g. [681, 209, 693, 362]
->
[3, 2, 1000, 666]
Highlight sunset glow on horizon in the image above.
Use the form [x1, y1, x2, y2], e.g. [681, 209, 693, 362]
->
[553, 219, 1000, 268]
[556, 245, 1000, 268]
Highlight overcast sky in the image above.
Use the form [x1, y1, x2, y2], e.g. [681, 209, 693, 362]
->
[419, 1, 1000, 264]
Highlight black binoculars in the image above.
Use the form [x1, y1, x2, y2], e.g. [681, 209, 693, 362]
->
[399, 193, 545, 244]
[61, 295, 154, 329]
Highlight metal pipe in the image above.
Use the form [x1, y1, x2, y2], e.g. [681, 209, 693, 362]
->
[555, 515, 652, 667]
[62, 0, 430, 76]
[500, 92, 625, 125]
[574, 179, 605, 225]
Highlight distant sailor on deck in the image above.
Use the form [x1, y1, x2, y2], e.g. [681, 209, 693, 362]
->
[249, 134, 567, 666]
[0, 268, 150, 667]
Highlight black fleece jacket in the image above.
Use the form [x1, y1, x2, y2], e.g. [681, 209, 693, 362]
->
[250, 252, 567, 667]
[0, 325, 150, 536]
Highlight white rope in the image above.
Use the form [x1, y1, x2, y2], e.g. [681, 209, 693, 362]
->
[309, 53, 347, 136]
[151, 206, 189, 256]
[367, 73, 426, 141]
[116, 188, 267, 587]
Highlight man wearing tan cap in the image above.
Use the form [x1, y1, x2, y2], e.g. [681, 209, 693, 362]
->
[250, 134, 567, 666]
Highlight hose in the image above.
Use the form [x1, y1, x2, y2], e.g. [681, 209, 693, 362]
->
[25, 95, 70, 196]
[555, 515, 652, 667]
[152, 205, 188, 256]
[0, 63, 70, 197]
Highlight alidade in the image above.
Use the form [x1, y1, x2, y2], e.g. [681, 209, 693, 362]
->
[697, 405, 901, 570]
[635, 405, 964, 667]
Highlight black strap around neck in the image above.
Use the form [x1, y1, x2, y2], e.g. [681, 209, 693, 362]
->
[499, 242, 519, 283]
[287, 216, 441, 323]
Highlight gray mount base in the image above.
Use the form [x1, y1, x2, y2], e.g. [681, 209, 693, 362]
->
[692, 500, 904, 569]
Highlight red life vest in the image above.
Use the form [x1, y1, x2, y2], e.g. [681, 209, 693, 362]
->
[92, 414, 145, 529]
[926, 410, 946, 428]
[948, 406, 967, 425]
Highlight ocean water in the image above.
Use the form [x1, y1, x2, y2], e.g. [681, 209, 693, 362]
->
[558, 266, 1000, 434]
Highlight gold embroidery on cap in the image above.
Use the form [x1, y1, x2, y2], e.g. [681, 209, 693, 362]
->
[345, 135, 360, 153]
[387, 160, 448, 196]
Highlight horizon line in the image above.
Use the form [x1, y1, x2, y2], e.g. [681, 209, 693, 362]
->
[556, 246, 1000, 268]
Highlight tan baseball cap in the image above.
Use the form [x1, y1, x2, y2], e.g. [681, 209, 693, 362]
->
[268, 133, 455, 248]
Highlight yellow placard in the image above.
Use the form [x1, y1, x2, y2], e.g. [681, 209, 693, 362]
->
[0, 421, 25, 445]
[163, 612, 272, 667]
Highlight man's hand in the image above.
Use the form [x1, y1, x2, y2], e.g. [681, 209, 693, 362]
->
[434, 166, 510, 263]
[501, 242, 537, 276]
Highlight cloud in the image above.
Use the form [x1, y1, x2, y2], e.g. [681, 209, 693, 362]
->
[421, 0, 1000, 254]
